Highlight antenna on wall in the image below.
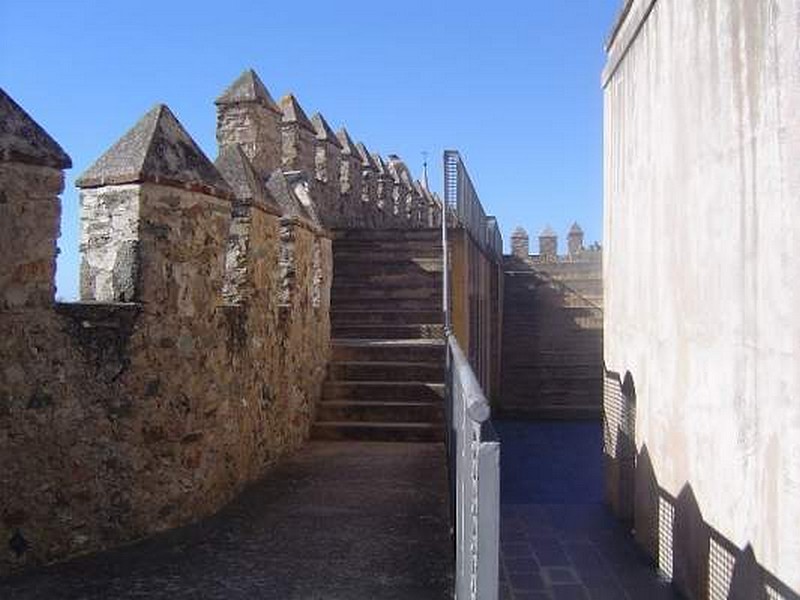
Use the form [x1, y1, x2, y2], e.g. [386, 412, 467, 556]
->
[421, 150, 429, 191]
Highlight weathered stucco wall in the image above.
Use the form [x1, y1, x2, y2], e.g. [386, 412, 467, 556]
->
[603, 0, 800, 596]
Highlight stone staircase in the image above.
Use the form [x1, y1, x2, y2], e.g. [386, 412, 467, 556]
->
[311, 229, 446, 442]
[501, 264, 603, 418]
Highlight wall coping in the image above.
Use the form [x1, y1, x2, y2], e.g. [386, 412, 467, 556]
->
[601, 0, 659, 89]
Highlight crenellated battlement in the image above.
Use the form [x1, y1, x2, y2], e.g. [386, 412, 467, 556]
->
[0, 67, 443, 575]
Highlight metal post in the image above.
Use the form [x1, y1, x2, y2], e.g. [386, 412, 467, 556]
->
[442, 164, 451, 334]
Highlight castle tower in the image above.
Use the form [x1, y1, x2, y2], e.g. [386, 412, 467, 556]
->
[215, 69, 282, 179]
[510, 226, 529, 259]
[539, 225, 557, 259]
[568, 222, 584, 257]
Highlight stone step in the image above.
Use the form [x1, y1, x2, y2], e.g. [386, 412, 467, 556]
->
[322, 381, 445, 402]
[327, 361, 443, 383]
[333, 259, 443, 276]
[311, 421, 444, 443]
[316, 400, 443, 423]
[334, 238, 442, 250]
[501, 364, 600, 378]
[331, 287, 441, 301]
[331, 297, 442, 311]
[332, 273, 441, 290]
[331, 309, 444, 326]
[332, 323, 445, 340]
[332, 340, 445, 363]
[333, 247, 442, 264]
[333, 228, 442, 242]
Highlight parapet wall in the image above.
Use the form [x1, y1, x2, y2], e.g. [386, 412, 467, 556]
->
[0, 70, 435, 575]
[500, 225, 602, 419]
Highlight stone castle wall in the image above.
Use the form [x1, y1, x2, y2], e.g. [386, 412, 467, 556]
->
[0, 71, 440, 575]
[500, 226, 603, 418]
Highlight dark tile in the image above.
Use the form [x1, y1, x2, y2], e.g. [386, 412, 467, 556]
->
[505, 556, 540, 574]
[509, 571, 546, 591]
[515, 592, 552, 600]
[542, 566, 579, 585]
[530, 538, 571, 567]
[551, 584, 590, 600]
[502, 541, 533, 558]
[584, 581, 629, 600]
[564, 542, 608, 571]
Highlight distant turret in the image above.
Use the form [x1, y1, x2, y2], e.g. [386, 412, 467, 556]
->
[568, 222, 584, 257]
[510, 226, 529, 259]
[539, 225, 557, 259]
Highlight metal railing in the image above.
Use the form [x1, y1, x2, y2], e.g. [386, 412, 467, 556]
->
[443, 150, 503, 259]
[445, 334, 500, 600]
[442, 148, 501, 599]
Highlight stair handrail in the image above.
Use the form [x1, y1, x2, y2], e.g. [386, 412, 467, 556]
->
[445, 333, 500, 600]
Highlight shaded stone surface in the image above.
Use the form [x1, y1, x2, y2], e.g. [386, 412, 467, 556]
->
[497, 420, 680, 600]
[280, 94, 315, 132]
[1, 441, 453, 599]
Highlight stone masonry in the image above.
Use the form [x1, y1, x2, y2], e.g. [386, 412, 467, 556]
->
[0, 69, 441, 576]
[501, 224, 602, 419]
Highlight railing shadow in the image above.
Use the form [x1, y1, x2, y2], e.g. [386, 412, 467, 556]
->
[604, 367, 799, 600]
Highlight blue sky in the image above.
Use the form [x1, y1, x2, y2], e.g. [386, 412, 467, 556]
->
[1, 1, 620, 300]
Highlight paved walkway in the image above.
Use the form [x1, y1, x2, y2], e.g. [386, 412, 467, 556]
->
[496, 420, 680, 600]
[2, 442, 453, 600]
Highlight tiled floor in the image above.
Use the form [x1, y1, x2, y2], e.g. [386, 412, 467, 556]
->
[495, 420, 681, 600]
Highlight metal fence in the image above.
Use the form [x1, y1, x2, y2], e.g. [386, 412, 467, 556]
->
[445, 333, 500, 600]
[443, 150, 503, 259]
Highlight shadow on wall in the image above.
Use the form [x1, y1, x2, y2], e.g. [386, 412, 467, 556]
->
[603, 369, 799, 600]
[499, 259, 603, 420]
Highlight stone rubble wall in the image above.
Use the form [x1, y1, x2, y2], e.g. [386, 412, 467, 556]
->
[0, 70, 440, 575]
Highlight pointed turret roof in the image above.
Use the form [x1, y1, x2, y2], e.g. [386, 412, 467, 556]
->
[371, 153, 387, 175]
[0, 88, 71, 169]
[356, 142, 377, 169]
[386, 154, 409, 184]
[265, 170, 321, 227]
[336, 128, 358, 156]
[310, 113, 342, 148]
[540, 225, 557, 237]
[215, 145, 280, 214]
[511, 226, 529, 238]
[421, 161, 429, 191]
[279, 94, 315, 133]
[76, 104, 232, 198]
[569, 222, 583, 235]
[215, 69, 280, 112]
